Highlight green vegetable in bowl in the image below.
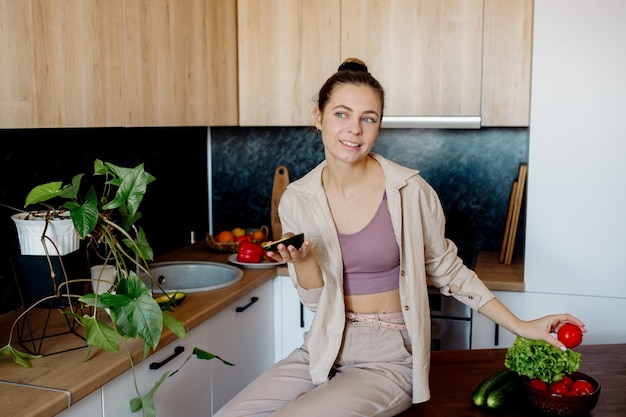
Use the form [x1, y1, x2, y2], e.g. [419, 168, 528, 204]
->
[504, 336, 581, 383]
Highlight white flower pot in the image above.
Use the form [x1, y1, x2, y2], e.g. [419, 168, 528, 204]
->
[90, 264, 117, 294]
[11, 211, 80, 256]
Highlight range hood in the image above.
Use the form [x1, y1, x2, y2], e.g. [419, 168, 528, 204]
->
[381, 116, 481, 129]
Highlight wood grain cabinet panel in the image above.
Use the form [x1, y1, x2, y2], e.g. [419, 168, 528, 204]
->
[0, 0, 237, 128]
[1, 0, 126, 128]
[481, 0, 533, 126]
[125, 0, 238, 126]
[341, 0, 484, 118]
[0, 1, 37, 128]
[238, 0, 533, 127]
[238, 0, 341, 126]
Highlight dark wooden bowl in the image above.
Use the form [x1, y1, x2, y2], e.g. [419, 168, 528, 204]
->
[524, 372, 600, 416]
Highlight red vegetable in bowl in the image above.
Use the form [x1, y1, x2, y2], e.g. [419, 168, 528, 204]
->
[570, 379, 594, 396]
[529, 379, 548, 391]
[560, 375, 574, 388]
[549, 381, 570, 395]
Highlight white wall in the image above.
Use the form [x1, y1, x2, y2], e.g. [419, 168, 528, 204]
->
[524, 0, 626, 343]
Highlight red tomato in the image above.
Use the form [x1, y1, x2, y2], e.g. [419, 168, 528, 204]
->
[570, 379, 594, 395]
[529, 379, 548, 391]
[560, 375, 574, 388]
[548, 381, 570, 395]
[557, 323, 583, 349]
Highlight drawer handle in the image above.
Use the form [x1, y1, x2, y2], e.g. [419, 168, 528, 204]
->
[236, 296, 259, 312]
[149, 345, 184, 370]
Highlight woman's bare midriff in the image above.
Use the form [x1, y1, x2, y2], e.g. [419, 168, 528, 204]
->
[344, 288, 402, 314]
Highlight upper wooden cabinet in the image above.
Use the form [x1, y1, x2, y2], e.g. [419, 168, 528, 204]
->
[1, 0, 530, 128]
[0, 0, 238, 128]
[342, 0, 483, 119]
[481, 0, 533, 126]
[238, 0, 532, 127]
[124, 0, 238, 127]
[237, 0, 341, 126]
[0, 0, 126, 128]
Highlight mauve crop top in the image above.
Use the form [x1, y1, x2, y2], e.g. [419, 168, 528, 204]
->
[339, 192, 401, 295]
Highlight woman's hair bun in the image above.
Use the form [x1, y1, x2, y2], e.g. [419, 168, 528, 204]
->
[338, 58, 368, 73]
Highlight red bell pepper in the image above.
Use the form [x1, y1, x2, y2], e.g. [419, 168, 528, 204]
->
[237, 241, 265, 263]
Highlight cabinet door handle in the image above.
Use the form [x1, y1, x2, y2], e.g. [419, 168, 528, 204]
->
[149, 345, 184, 370]
[235, 296, 259, 312]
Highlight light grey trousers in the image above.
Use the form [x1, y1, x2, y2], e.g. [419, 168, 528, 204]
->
[213, 318, 413, 417]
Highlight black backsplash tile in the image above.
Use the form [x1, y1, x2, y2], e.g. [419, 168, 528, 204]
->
[1, 127, 209, 314]
[210, 127, 528, 256]
[0, 126, 527, 315]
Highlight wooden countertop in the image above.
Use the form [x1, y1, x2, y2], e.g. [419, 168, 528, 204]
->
[397, 344, 626, 417]
[0, 242, 524, 416]
[0, 241, 278, 417]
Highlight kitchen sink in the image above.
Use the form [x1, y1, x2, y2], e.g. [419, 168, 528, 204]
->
[140, 261, 244, 294]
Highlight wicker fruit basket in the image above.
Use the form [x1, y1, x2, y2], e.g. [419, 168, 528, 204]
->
[205, 233, 239, 253]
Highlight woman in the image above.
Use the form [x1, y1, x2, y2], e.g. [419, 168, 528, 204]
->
[214, 58, 586, 417]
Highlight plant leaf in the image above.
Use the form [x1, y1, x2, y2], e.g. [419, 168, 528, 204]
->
[162, 311, 187, 339]
[64, 186, 99, 239]
[79, 292, 132, 309]
[24, 181, 64, 207]
[193, 347, 236, 366]
[93, 159, 108, 176]
[112, 273, 162, 348]
[82, 315, 120, 352]
[130, 371, 171, 417]
[0, 344, 42, 367]
[102, 163, 156, 217]
[123, 226, 154, 262]
[58, 174, 83, 200]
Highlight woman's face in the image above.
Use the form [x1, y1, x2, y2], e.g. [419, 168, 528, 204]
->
[315, 83, 382, 164]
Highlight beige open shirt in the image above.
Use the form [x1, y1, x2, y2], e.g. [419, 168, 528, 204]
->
[279, 153, 495, 404]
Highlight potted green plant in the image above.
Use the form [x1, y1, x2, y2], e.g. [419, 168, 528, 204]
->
[0, 159, 231, 417]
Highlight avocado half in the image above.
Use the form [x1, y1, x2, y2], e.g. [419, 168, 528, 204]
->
[261, 233, 305, 252]
[155, 291, 187, 308]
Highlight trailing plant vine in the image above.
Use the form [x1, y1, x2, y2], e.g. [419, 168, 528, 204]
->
[1, 159, 233, 417]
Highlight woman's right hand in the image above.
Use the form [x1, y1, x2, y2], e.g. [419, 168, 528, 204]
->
[264, 233, 310, 264]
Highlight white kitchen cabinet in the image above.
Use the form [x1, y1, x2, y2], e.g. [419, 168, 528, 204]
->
[471, 290, 524, 349]
[522, 293, 626, 346]
[209, 279, 275, 414]
[273, 275, 314, 362]
[102, 319, 212, 417]
[55, 388, 103, 417]
[524, 0, 626, 343]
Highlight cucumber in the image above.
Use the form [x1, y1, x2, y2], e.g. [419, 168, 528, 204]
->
[485, 372, 522, 409]
[471, 369, 518, 407]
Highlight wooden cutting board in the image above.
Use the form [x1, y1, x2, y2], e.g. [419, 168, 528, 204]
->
[271, 166, 290, 240]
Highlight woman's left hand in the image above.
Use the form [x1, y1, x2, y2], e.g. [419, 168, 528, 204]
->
[518, 314, 586, 351]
